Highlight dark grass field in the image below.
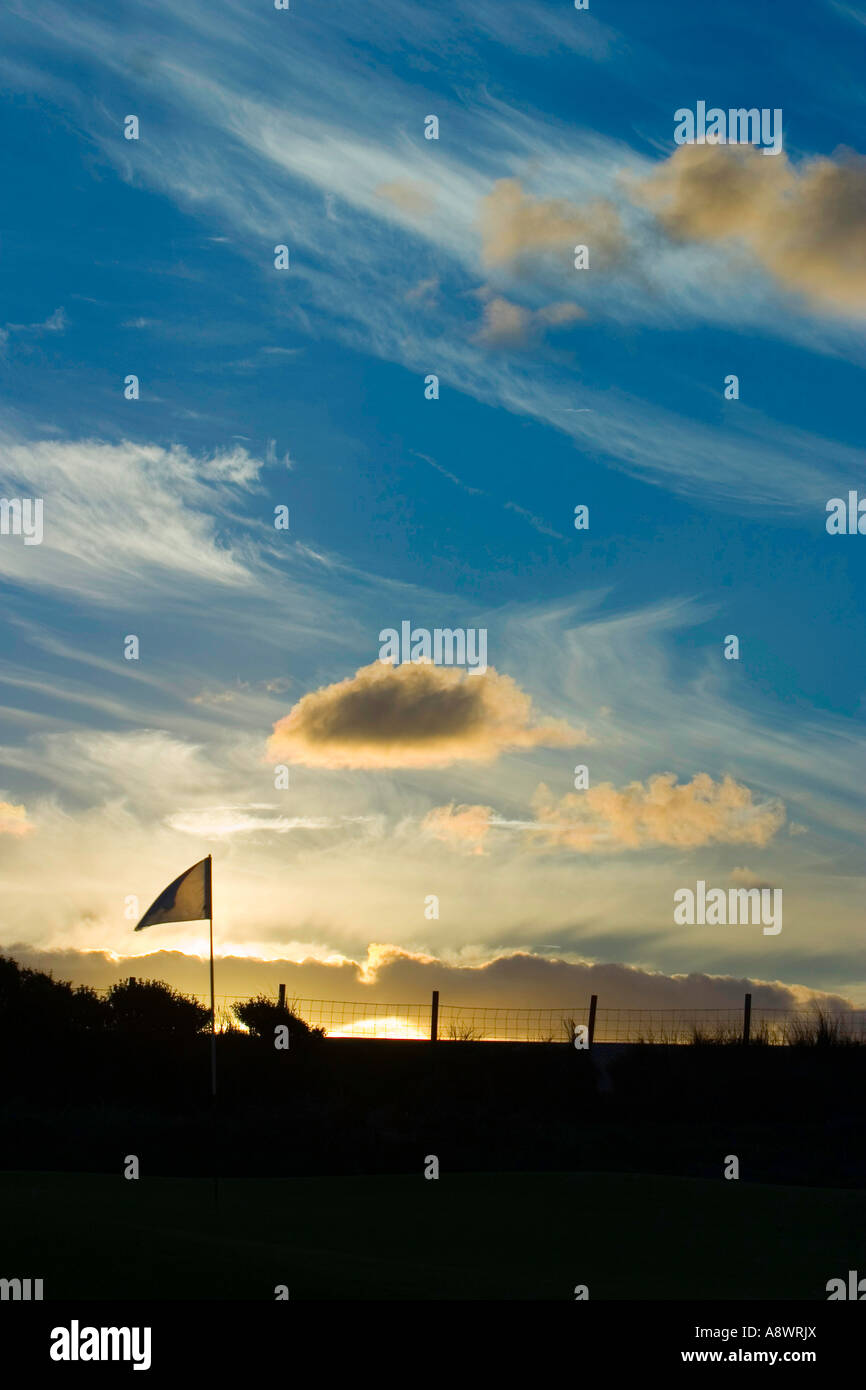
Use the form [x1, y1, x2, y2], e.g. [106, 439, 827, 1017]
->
[1, 1169, 862, 1300]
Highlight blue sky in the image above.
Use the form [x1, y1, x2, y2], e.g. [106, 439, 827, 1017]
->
[0, 0, 864, 1008]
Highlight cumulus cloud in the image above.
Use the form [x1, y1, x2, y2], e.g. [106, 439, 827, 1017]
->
[479, 177, 628, 271]
[266, 660, 585, 769]
[422, 802, 494, 854]
[633, 143, 866, 316]
[0, 800, 33, 836]
[475, 292, 586, 346]
[531, 773, 786, 852]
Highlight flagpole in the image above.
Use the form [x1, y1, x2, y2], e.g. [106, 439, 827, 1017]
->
[207, 854, 219, 1212]
[208, 853, 216, 1098]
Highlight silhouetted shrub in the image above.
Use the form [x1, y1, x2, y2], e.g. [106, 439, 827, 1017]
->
[106, 977, 210, 1037]
[0, 955, 108, 1034]
[231, 993, 325, 1043]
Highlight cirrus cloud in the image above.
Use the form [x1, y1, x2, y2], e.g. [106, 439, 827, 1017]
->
[266, 660, 586, 769]
[166, 807, 337, 838]
[374, 178, 435, 217]
[0, 434, 261, 603]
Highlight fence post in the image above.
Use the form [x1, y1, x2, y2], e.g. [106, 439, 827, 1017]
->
[278, 983, 286, 1010]
[587, 994, 598, 1050]
[430, 990, 439, 1042]
[743, 992, 752, 1046]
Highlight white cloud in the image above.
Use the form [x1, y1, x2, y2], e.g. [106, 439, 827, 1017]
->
[166, 807, 338, 837]
[0, 435, 260, 602]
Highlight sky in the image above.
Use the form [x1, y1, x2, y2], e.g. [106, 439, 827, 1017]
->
[0, 0, 864, 1014]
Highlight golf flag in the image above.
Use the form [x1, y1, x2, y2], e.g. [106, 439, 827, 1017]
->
[133, 856, 218, 1098]
[134, 857, 212, 931]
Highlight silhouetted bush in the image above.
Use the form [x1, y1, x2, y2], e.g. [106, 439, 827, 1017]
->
[106, 977, 210, 1037]
[231, 993, 325, 1043]
[0, 954, 108, 1034]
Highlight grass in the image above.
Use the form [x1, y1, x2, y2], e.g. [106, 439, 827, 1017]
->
[1, 1168, 862, 1300]
[626, 1007, 866, 1047]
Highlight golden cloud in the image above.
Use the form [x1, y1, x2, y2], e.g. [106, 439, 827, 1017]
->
[531, 772, 786, 852]
[267, 660, 585, 769]
[476, 295, 532, 346]
[633, 143, 866, 315]
[479, 177, 627, 270]
[0, 801, 33, 836]
[422, 802, 494, 854]
[475, 293, 586, 347]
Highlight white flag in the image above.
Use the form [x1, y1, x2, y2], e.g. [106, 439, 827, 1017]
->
[134, 857, 211, 931]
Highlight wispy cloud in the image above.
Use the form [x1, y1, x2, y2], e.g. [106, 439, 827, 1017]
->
[0, 435, 260, 601]
[4, 0, 862, 520]
[503, 501, 565, 538]
[166, 807, 340, 837]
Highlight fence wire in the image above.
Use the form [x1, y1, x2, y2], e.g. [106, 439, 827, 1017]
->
[95, 987, 866, 1044]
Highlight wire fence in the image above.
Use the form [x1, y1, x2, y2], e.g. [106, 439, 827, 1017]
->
[97, 985, 866, 1044]
[294, 999, 866, 1044]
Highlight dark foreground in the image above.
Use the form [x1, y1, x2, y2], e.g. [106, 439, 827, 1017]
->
[2, 1037, 864, 1188]
[1, 1168, 862, 1300]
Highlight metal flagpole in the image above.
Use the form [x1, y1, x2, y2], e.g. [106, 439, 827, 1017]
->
[207, 854, 217, 1097]
[207, 854, 219, 1212]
